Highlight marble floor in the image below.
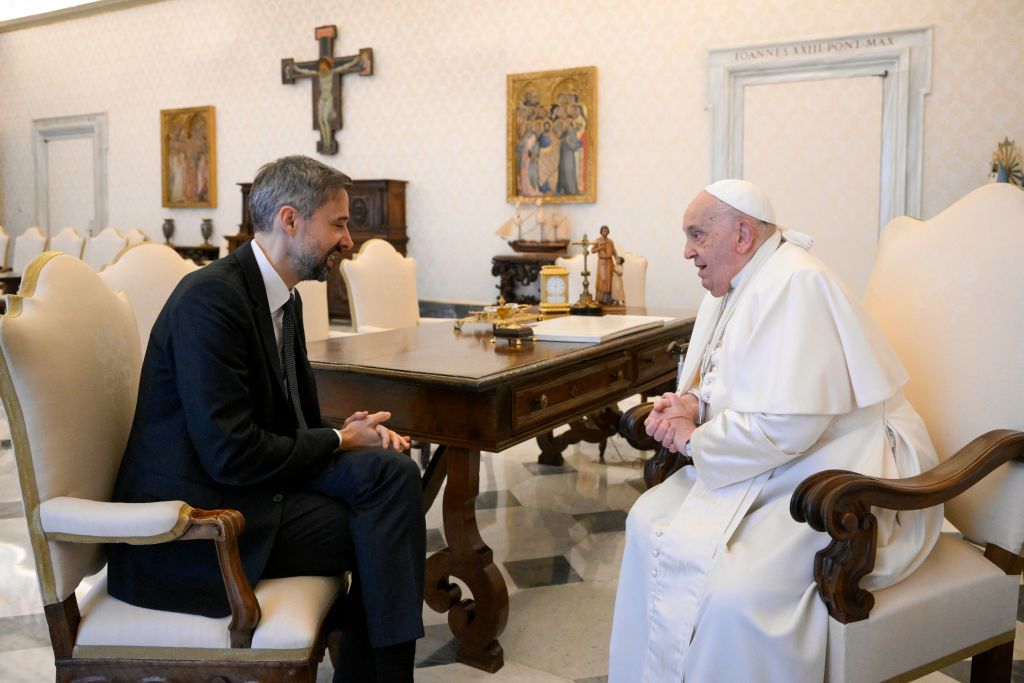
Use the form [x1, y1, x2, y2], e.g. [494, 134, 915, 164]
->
[1, 408, 1022, 682]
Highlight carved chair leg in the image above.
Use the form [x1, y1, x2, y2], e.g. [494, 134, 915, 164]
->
[970, 640, 1014, 683]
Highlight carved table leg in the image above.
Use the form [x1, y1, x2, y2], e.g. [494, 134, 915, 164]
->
[537, 406, 623, 466]
[423, 446, 509, 672]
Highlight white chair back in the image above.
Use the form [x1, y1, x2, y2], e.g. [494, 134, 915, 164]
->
[0, 226, 9, 269]
[557, 249, 648, 308]
[123, 229, 147, 246]
[82, 227, 129, 271]
[863, 183, 1024, 553]
[295, 279, 330, 343]
[100, 243, 199, 348]
[12, 227, 47, 274]
[341, 239, 420, 332]
[620, 251, 647, 307]
[50, 227, 85, 258]
[0, 253, 141, 603]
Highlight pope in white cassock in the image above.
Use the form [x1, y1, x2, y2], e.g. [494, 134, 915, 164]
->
[608, 180, 943, 682]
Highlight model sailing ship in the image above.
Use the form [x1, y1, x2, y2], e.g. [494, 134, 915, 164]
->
[496, 199, 570, 253]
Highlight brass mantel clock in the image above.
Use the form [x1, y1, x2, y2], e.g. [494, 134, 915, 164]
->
[539, 264, 571, 315]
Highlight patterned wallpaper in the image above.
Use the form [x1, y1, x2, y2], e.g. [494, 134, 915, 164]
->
[0, 0, 1021, 310]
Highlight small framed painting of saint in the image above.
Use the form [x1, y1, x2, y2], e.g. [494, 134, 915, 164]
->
[507, 66, 597, 204]
[161, 105, 217, 208]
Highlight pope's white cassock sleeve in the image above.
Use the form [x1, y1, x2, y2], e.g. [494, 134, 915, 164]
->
[609, 233, 943, 683]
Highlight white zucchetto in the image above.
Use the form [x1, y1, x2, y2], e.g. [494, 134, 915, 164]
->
[704, 179, 776, 224]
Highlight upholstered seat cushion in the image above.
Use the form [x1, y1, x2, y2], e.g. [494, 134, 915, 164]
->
[74, 574, 344, 660]
[826, 534, 1019, 683]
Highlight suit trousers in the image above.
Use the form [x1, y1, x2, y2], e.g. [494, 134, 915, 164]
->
[262, 447, 426, 648]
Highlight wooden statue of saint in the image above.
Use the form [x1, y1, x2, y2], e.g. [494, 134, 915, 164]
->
[591, 225, 625, 309]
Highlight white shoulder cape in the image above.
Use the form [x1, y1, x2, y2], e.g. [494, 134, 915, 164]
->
[678, 242, 907, 415]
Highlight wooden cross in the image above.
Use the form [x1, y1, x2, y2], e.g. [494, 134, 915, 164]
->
[281, 25, 373, 155]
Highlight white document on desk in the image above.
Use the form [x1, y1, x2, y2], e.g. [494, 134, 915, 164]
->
[530, 315, 668, 342]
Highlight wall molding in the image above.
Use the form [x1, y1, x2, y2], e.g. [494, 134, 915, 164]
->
[708, 27, 932, 228]
[33, 112, 109, 236]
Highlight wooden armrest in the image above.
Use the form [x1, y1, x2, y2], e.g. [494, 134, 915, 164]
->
[790, 429, 1024, 624]
[619, 402, 658, 450]
[619, 402, 693, 488]
[179, 508, 260, 648]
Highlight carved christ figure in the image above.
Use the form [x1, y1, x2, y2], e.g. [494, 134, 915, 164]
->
[285, 51, 370, 153]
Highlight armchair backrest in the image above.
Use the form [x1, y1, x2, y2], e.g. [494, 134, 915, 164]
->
[556, 249, 648, 307]
[295, 279, 330, 343]
[100, 243, 199, 348]
[12, 227, 47, 274]
[123, 228, 148, 246]
[50, 226, 85, 258]
[0, 225, 10, 269]
[863, 183, 1024, 553]
[0, 253, 142, 604]
[82, 227, 129, 271]
[341, 239, 420, 332]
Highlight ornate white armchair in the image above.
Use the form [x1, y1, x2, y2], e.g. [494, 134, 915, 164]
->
[123, 228, 148, 246]
[621, 183, 1024, 682]
[82, 227, 129, 271]
[0, 253, 343, 682]
[556, 249, 648, 308]
[50, 226, 86, 258]
[0, 225, 10, 270]
[12, 226, 47, 274]
[340, 238, 447, 332]
[99, 243, 200, 348]
[295, 279, 355, 343]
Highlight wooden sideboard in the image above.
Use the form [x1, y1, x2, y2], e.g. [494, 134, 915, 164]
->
[225, 179, 409, 322]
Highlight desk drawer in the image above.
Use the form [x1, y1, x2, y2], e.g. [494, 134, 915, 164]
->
[636, 339, 688, 386]
[512, 352, 633, 431]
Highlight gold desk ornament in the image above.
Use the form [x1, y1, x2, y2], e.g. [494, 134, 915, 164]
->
[568, 234, 603, 316]
[453, 297, 545, 331]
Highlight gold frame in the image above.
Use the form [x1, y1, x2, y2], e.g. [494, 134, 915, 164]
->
[160, 105, 217, 208]
[507, 66, 597, 204]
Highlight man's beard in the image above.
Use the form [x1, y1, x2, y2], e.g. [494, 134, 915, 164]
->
[290, 240, 339, 282]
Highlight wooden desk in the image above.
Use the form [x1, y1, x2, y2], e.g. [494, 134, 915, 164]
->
[307, 310, 694, 672]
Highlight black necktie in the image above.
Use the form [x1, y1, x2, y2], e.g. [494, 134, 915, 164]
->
[281, 295, 308, 429]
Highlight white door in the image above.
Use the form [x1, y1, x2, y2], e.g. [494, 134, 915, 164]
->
[46, 137, 95, 237]
[743, 76, 883, 297]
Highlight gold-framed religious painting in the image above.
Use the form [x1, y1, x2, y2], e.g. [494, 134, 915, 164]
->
[161, 105, 217, 208]
[507, 66, 596, 204]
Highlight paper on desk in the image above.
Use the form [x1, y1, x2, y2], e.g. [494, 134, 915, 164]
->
[529, 315, 667, 342]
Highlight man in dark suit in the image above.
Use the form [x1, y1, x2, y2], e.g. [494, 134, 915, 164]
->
[108, 155, 424, 683]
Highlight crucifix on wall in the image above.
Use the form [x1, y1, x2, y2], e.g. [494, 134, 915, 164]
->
[281, 25, 373, 155]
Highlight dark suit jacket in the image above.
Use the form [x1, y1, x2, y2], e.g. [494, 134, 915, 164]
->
[107, 241, 340, 617]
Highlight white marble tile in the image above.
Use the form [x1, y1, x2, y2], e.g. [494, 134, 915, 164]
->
[414, 660, 573, 682]
[0, 646, 55, 682]
[510, 470, 641, 516]
[500, 582, 617, 681]
[0, 518, 43, 618]
[911, 672, 958, 682]
[476, 506, 587, 563]
[567, 532, 626, 587]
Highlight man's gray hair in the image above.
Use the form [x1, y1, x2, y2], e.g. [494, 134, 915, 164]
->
[249, 156, 353, 233]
